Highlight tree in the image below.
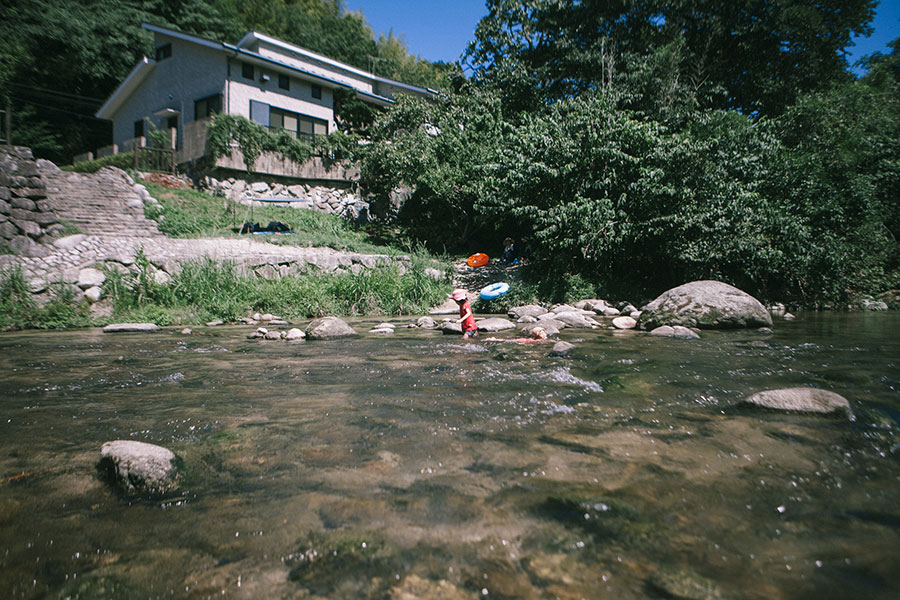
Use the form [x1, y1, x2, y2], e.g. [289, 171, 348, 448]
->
[466, 0, 878, 116]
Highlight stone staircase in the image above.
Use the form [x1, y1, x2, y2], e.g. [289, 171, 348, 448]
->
[42, 166, 162, 237]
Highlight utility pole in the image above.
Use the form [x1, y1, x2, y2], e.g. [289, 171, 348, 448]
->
[2, 99, 9, 146]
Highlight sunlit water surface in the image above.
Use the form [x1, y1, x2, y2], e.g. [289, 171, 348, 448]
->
[0, 313, 898, 599]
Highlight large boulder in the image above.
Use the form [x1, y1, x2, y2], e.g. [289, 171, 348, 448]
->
[551, 311, 597, 328]
[476, 317, 516, 332]
[508, 304, 546, 320]
[638, 280, 772, 330]
[742, 388, 851, 416]
[97, 440, 179, 494]
[305, 316, 357, 340]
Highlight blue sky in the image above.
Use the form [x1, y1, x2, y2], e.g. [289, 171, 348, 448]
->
[348, 0, 898, 71]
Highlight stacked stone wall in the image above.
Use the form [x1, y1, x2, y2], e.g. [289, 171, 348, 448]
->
[0, 147, 61, 257]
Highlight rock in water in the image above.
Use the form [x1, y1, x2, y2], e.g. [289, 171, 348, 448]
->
[305, 316, 357, 339]
[476, 317, 516, 332]
[549, 341, 576, 357]
[742, 387, 851, 416]
[638, 280, 772, 330]
[612, 316, 637, 329]
[102, 323, 161, 333]
[97, 440, 179, 494]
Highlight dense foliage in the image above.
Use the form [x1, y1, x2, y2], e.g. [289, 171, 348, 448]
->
[359, 2, 899, 306]
[0, 0, 450, 164]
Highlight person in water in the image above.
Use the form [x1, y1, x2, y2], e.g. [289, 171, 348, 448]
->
[451, 289, 478, 339]
[483, 326, 549, 344]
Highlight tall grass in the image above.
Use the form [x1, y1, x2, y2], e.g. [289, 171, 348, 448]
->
[0, 267, 92, 330]
[102, 255, 450, 324]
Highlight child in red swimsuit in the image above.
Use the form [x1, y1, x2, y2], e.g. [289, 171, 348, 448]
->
[451, 289, 477, 338]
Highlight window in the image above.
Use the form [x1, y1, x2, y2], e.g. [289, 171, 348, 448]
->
[242, 62, 254, 79]
[269, 106, 327, 138]
[167, 116, 178, 130]
[194, 94, 222, 120]
[134, 119, 144, 138]
[278, 74, 289, 90]
[311, 84, 322, 100]
[154, 43, 172, 61]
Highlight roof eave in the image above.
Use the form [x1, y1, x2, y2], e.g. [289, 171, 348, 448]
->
[96, 58, 155, 120]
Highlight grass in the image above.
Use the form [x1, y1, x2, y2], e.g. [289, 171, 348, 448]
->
[102, 253, 451, 325]
[142, 181, 410, 256]
[1, 181, 454, 330]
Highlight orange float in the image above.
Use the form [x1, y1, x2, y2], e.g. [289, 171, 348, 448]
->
[466, 253, 489, 268]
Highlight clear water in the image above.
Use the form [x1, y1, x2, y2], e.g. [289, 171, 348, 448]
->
[0, 313, 898, 599]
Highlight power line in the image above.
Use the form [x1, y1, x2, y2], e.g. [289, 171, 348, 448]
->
[9, 83, 103, 107]
[9, 96, 107, 121]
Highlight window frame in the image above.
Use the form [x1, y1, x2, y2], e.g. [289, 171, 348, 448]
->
[242, 62, 254, 80]
[154, 43, 172, 61]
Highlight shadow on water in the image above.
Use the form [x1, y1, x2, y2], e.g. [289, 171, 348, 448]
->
[0, 312, 898, 598]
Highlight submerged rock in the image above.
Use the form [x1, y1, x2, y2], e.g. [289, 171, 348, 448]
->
[97, 440, 179, 494]
[522, 322, 560, 337]
[742, 387, 851, 416]
[306, 316, 357, 339]
[552, 311, 597, 328]
[102, 323, 161, 333]
[638, 280, 772, 330]
[648, 566, 723, 600]
[440, 322, 463, 335]
[549, 341, 576, 357]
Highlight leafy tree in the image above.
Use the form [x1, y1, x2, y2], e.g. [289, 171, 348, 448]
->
[466, 0, 877, 116]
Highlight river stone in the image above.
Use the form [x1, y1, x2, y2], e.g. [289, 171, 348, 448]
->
[103, 323, 161, 333]
[575, 299, 608, 312]
[649, 325, 700, 339]
[97, 440, 178, 494]
[205, 320, 224, 326]
[639, 280, 772, 330]
[603, 306, 621, 316]
[742, 388, 851, 415]
[77, 267, 106, 290]
[477, 317, 516, 332]
[648, 566, 723, 600]
[440, 322, 463, 335]
[612, 316, 637, 329]
[285, 328, 305, 340]
[508, 304, 546, 320]
[306, 316, 357, 339]
[415, 316, 437, 328]
[549, 341, 576, 357]
[370, 327, 394, 335]
[552, 311, 596, 328]
[264, 330, 283, 340]
[551, 304, 578, 314]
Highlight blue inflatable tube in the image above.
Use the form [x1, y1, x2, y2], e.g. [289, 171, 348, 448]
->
[480, 282, 510, 300]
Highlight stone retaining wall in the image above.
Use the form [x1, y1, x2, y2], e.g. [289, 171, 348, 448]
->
[201, 174, 370, 222]
[0, 147, 62, 257]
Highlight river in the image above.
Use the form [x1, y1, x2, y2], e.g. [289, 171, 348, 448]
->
[1, 313, 898, 599]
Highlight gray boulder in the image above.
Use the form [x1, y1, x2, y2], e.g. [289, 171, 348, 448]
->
[649, 325, 701, 339]
[416, 316, 437, 328]
[612, 316, 637, 330]
[477, 317, 516, 332]
[285, 328, 306, 340]
[97, 440, 179, 494]
[575, 299, 608, 312]
[305, 316, 357, 340]
[639, 280, 772, 330]
[742, 388, 851, 416]
[77, 267, 106, 290]
[549, 341, 576, 357]
[103, 323, 161, 333]
[440, 321, 463, 335]
[552, 311, 597, 328]
[508, 304, 546, 320]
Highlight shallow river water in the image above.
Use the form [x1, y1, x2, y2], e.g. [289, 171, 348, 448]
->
[0, 313, 898, 599]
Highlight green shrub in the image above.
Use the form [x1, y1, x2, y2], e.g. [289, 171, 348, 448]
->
[63, 152, 135, 173]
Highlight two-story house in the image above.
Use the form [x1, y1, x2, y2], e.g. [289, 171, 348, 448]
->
[95, 23, 435, 178]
